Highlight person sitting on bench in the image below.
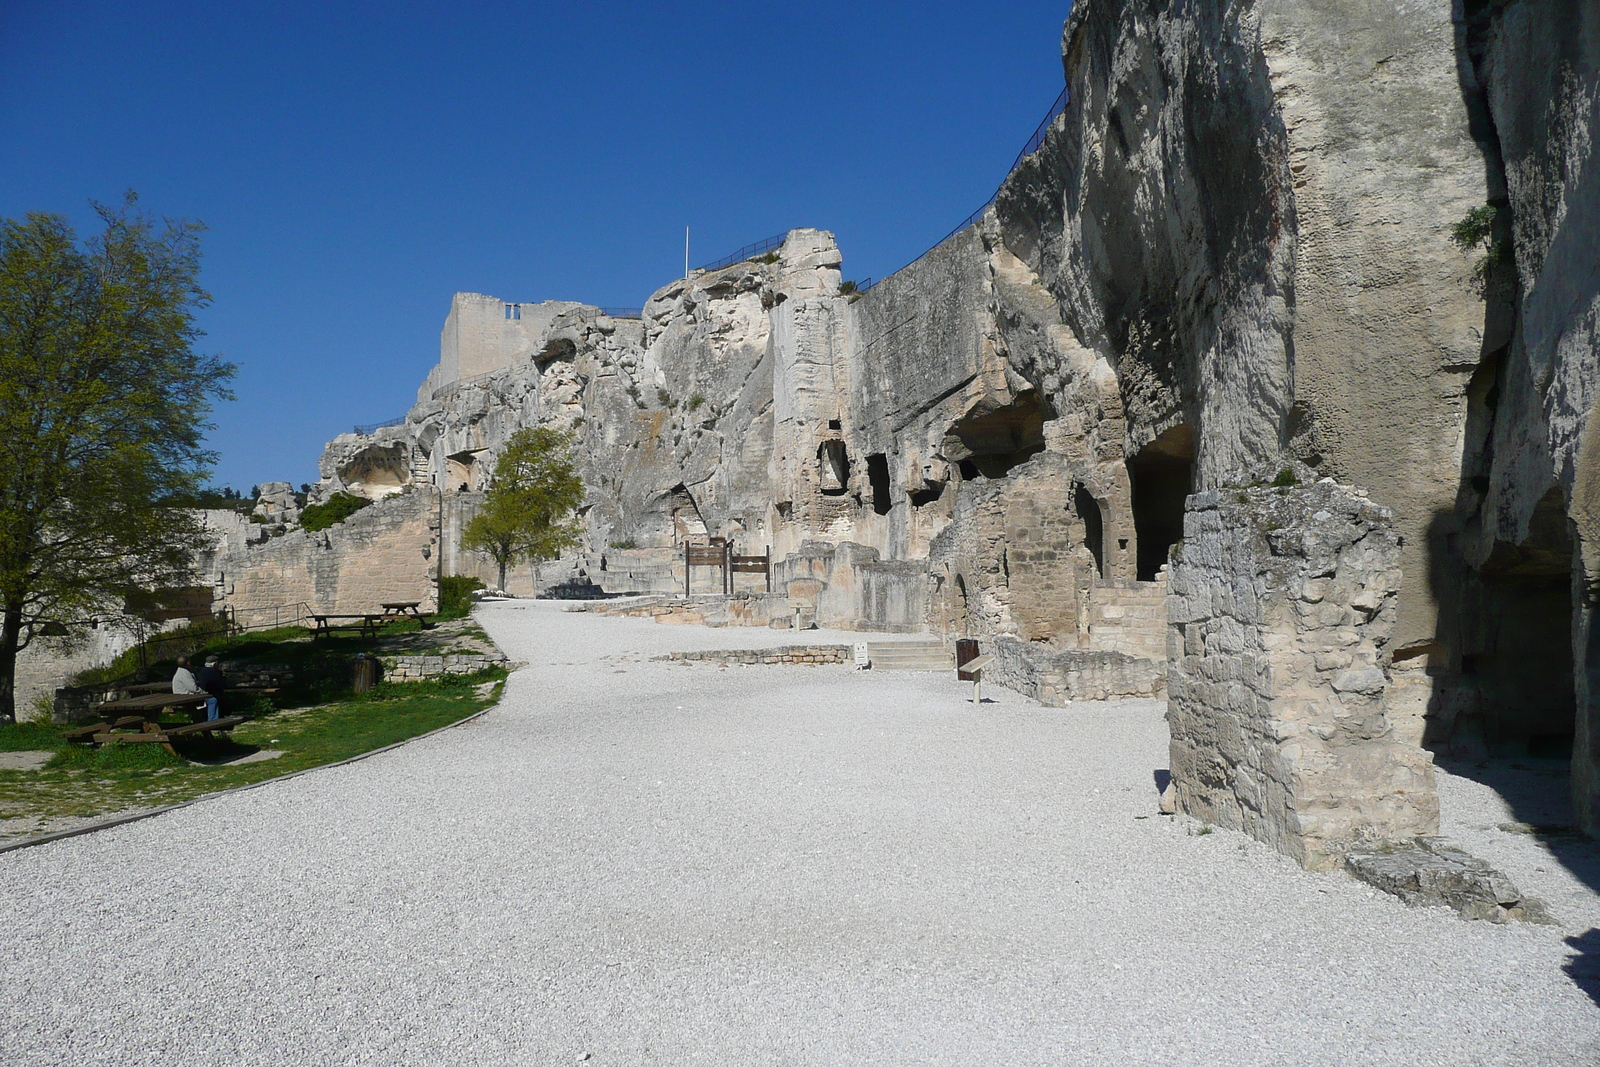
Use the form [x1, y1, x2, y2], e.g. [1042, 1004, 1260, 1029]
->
[197, 657, 228, 722]
[172, 656, 220, 721]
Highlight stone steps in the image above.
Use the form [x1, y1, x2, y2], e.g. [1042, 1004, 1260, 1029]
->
[866, 640, 952, 671]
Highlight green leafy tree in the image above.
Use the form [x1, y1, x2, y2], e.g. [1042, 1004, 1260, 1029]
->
[0, 195, 235, 721]
[461, 427, 585, 590]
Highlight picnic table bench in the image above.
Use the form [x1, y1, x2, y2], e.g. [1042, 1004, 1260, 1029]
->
[90, 716, 247, 754]
[382, 600, 435, 629]
[309, 613, 387, 641]
[65, 691, 245, 755]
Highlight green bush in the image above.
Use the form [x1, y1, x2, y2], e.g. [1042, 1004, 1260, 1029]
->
[437, 575, 484, 620]
[299, 492, 371, 532]
[1271, 468, 1299, 488]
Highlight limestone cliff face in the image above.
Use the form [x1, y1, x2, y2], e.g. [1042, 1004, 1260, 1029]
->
[310, 231, 844, 592]
[1002, 0, 1488, 651]
[1453, 0, 1600, 830]
[205, 0, 1599, 851]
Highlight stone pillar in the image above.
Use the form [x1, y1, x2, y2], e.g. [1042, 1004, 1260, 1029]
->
[1166, 477, 1438, 870]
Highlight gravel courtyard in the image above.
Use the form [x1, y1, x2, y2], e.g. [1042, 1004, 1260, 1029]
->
[2, 600, 1597, 1065]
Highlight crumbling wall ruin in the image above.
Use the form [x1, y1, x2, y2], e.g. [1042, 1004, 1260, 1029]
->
[216, 491, 438, 615]
[1167, 477, 1439, 868]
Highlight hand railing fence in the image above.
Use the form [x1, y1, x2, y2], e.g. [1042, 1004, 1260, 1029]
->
[353, 416, 406, 435]
[859, 84, 1070, 294]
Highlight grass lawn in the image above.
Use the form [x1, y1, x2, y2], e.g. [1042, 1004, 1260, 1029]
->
[0, 630, 507, 841]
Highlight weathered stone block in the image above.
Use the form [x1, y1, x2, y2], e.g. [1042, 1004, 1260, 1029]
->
[1166, 480, 1439, 870]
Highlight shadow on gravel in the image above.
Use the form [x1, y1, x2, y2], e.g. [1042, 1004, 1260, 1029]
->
[1434, 756, 1600, 899]
[1565, 929, 1600, 1007]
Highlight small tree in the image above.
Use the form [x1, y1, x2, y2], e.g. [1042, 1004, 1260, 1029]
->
[461, 427, 585, 590]
[0, 195, 235, 720]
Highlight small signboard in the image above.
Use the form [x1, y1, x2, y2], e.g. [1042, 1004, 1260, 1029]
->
[853, 643, 871, 669]
[956, 638, 979, 680]
[962, 654, 995, 675]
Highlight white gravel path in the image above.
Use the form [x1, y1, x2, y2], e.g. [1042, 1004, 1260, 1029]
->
[2, 600, 1596, 1065]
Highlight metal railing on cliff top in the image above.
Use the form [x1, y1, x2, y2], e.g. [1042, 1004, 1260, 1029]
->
[691, 85, 1068, 293]
[353, 415, 405, 435]
[697, 233, 790, 273]
[860, 84, 1070, 293]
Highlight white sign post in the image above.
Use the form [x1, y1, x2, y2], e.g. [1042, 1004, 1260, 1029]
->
[853, 643, 870, 670]
[962, 654, 995, 704]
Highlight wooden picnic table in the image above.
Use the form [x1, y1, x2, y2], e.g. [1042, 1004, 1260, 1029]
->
[65, 691, 244, 755]
[96, 692, 210, 715]
[309, 613, 387, 641]
[382, 600, 436, 629]
[90, 716, 247, 754]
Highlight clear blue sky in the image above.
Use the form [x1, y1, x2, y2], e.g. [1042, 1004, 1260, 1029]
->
[1, 1, 1073, 492]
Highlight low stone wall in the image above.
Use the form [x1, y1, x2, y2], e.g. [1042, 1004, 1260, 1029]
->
[658, 645, 851, 666]
[592, 593, 796, 628]
[216, 662, 295, 689]
[1166, 478, 1439, 870]
[380, 652, 509, 681]
[988, 637, 1165, 705]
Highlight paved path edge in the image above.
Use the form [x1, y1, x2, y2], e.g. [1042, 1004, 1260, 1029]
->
[0, 700, 503, 858]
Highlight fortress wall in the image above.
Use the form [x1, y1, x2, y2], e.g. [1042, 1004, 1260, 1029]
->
[216, 491, 439, 617]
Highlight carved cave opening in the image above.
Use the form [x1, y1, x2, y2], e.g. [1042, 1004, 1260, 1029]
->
[340, 444, 413, 499]
[945, 392, 1051, 479]
[1464, 487, 1575, 757]
[909, 480, 945, 507]
[636, 483, 709, 548]
[818, 440, 850, 496]
[1127, 423, 1195, 581]
[866, 454, 892, 515]
[446, 450, 480, 493]
[1074, 484, 1105, 578]
[536, 338, 578, 368]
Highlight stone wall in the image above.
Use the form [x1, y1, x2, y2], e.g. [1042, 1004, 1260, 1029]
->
[380, 651, 508, 681]
[659, 645, 851, 666]
[215, 491, 439, 616]
[988, 637, 1165, 706]
[1166, 477, 1438, 869]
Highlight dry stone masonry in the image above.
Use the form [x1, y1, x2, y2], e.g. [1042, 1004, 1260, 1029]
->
[1167, 474, 1439, 868]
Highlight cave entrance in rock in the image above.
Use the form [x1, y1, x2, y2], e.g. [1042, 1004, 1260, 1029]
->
[945, 392, 1051, 479]
[1127, 423, 1195, 581]
[1074, 484, 1104, 578]
[1469, 487, 1575, 757]
[818, 440, 850, 496]
[866, 454, 892, 515]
